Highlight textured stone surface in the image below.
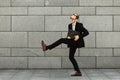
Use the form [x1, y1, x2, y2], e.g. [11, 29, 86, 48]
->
[62, 7, 95, 15]
[45, 16, 69, 31]
[114, 16, 120, 31]
[12, 16, 44, 31]
[29, 57, 61, 68]
[97, 57, 120, 68]
[0, 32, 27, 47]
[97, 7, 120, 15]
[84, 32, 95, 47]
[80, 48, 113, 56]
[0, 0, 10, 6]
[96, 32, 120, 47]
[0, 57, 27, 68]
[0, 7, 27, 15]
[29, 7, 61, 15]
[0, 16, 10, 31]
[114, 49, 120, 56]
[11, 0, 44, 6]
[79, 0, 112, 6]
[114, 0, 120, 6]
[45, 0, 78, 6]
[0, 48, 10, 56]
[12, 48, 44, 57]
[80, 16, 112, 31]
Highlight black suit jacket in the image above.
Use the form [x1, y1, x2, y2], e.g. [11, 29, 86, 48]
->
[68, 22, 89, 48]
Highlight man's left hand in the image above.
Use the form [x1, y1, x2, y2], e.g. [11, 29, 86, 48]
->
[74, 35, 79, 41]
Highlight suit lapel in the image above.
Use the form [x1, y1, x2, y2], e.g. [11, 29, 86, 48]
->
[75, 22, 78, 31]
[70, 24, 72, 30]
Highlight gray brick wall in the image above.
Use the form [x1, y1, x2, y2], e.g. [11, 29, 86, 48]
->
[0, 0, 120, 69]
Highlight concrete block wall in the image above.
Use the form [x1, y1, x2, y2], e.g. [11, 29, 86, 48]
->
[0, 0, 120, 69]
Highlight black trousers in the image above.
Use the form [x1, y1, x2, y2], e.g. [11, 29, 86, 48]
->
[46, 38, 80, 73]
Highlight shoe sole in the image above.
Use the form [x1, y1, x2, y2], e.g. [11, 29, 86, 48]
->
[41, 40, 46, 51]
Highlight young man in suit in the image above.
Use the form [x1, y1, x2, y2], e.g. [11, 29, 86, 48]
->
[41, 13, 89, 76]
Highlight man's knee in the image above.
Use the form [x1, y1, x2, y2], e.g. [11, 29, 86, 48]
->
[59, 38, 67, 43]
[60, 38, 66, 40]
[69, 56, 74, 60]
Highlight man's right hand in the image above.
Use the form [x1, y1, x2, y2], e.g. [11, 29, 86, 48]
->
[67, 36, 71, 39]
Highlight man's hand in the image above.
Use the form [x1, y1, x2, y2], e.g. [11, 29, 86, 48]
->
[74, 35, 79, 41]
[67, 36, 71, 39]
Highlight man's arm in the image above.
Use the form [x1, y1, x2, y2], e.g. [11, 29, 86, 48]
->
[78, 23, 89, 38]
[74, 23, 89, 41]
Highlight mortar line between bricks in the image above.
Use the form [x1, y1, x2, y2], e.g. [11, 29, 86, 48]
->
[61, 7, 62, 15]
[2, 31, 120, 32]
[27, 14, 96, 16]
[95, 32, 96, 48]
[0, 47, 65, 48]
[9, 30, 120, 32]
[1, 47, 120, 48]
[44, 16, 45, 32]
[88, 6, 120, 7]
[43, 5, 80, 7]
[27, 57, 29, 69]
[61, 57, 62, 68]
[78, 48, 80, 56]
[27, 7, 29, 16]
[112, 48, 114, 56]
[10, 16, 12, 32]
[44, 51, 46, 57]
[95, 6, 97, 15]
[10, 48, 12, 56]
[1, 6, 120, 7]
[95, 56, 97, 68]
[2, 47, 43, 49]
[27, 32, 29, 48]
[60, 32, 62, 48]
[0, 56, 120, 57]
[94, 14, 120, 16]
[80, 47, 113, 49]
[0, 15, 117, 16]
[112, 16, 114, 31]
[1, 31, 119, 32]
[7, 6, 87, 7]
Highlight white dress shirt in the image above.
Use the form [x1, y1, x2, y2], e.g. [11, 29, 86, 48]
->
[72, 25, 75, 31]
[72, 22, 76, 31]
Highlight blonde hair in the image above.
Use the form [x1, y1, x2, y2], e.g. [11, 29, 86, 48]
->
[72, 13, 79, 19]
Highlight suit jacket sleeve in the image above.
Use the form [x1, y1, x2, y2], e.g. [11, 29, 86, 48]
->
[79, 23, 89, 38]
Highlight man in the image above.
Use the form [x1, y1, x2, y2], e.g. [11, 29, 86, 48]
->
[41, 13, 89, 76]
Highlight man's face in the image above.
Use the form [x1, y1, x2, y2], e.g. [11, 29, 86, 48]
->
[70, 15, 77, 24]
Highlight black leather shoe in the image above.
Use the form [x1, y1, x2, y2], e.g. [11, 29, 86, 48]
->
[41, 40, 47, 51]
[70, 71, 82, 76]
